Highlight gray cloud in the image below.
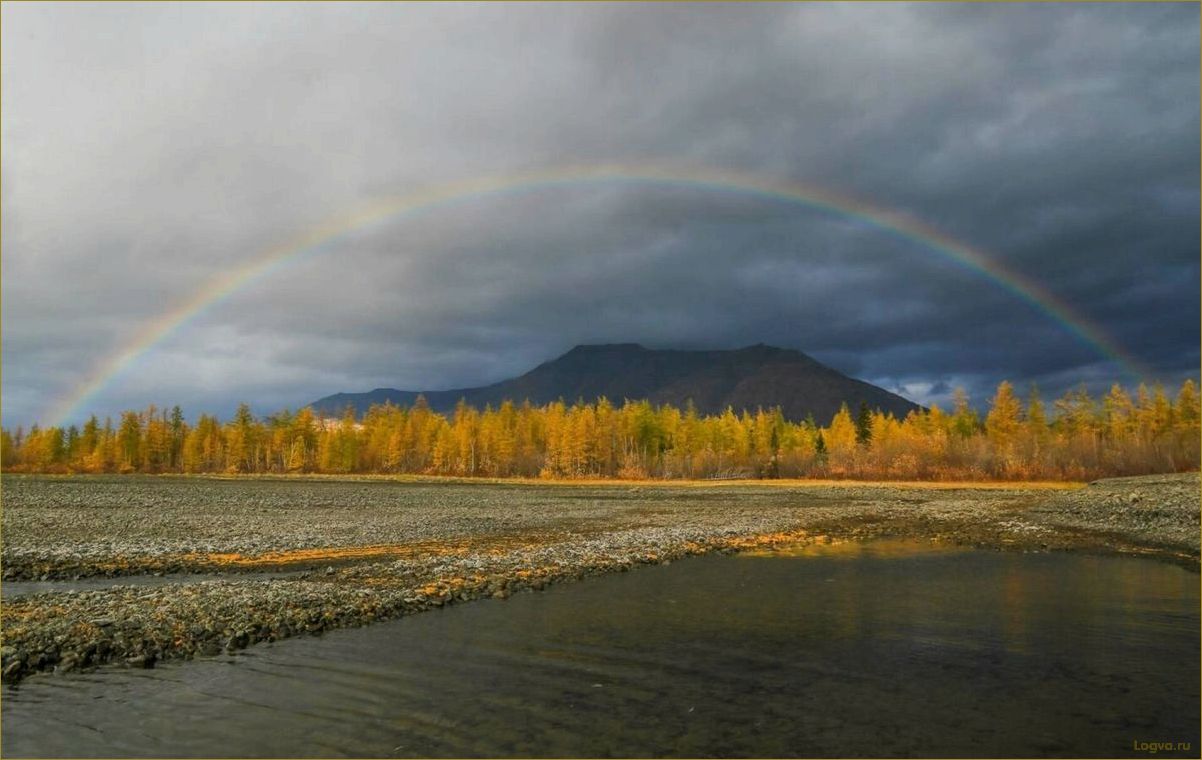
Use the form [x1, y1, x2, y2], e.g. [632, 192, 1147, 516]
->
[2, 2, 1197, 427]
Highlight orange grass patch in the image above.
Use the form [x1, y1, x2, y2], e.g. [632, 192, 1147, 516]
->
[177, 536, 544, 570]
[141, 473, 1087, 489]
[492, 478, 1086, 490]
[719, 529, 817, 550]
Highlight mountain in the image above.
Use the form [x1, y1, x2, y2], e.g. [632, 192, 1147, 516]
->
[310, 344, 920, 424]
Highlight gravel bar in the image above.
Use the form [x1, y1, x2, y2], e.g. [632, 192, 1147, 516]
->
[2, 473, 1197, 684]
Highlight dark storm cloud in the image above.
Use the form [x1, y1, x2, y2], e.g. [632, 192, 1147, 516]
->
[2, 2, 1197, 427]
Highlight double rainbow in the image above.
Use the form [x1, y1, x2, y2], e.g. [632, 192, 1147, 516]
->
[45, 163, 1149, 426]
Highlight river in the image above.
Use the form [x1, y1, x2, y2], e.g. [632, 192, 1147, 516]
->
[3, 540, 1198, 757]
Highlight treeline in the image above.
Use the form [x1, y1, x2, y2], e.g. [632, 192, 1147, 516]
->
[2, 380, 1198, 481]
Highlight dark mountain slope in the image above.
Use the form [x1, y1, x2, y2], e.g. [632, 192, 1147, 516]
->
[311, 343, 920, 423]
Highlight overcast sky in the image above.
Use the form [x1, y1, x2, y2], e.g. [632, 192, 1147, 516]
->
[3, 2, 1198, 428]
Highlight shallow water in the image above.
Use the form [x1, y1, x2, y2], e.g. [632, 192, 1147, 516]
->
[3, 541, 1198, 758]
[1, 570, 307, 599]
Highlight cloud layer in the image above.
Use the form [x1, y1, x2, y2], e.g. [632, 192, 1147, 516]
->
[3, 2, 1198, 426]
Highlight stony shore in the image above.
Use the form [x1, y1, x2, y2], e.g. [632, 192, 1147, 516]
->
[2, 472, 1197, 685]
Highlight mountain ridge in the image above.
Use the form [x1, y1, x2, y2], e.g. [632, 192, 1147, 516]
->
[310, 343, 920, 423]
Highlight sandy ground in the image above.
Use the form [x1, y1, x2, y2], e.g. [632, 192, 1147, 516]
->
[1, 472, 1197, 684]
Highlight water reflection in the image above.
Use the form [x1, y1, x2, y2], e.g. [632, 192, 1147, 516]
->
[3, 542, 1198, 758]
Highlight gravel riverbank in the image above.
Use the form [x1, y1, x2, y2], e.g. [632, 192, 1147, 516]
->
[2, 473, 1197, 684]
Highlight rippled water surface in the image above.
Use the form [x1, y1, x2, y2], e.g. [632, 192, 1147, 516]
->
[3, 542, 1198, 758]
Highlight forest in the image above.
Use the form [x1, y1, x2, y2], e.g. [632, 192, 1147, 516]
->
[2, 380, 1198, 481]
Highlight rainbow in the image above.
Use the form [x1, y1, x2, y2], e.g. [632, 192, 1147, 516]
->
[45, 163, 1151, 427]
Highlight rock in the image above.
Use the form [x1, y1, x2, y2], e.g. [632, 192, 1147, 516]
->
[324, 566, 336, 576]
[126, 654, 155, 669]
[91, 618, 115, 628]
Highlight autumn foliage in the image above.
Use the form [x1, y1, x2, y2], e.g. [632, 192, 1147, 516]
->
[2, 380, 1198, 481]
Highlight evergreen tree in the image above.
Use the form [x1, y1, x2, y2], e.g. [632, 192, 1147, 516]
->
[854, 401, 873, 446]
